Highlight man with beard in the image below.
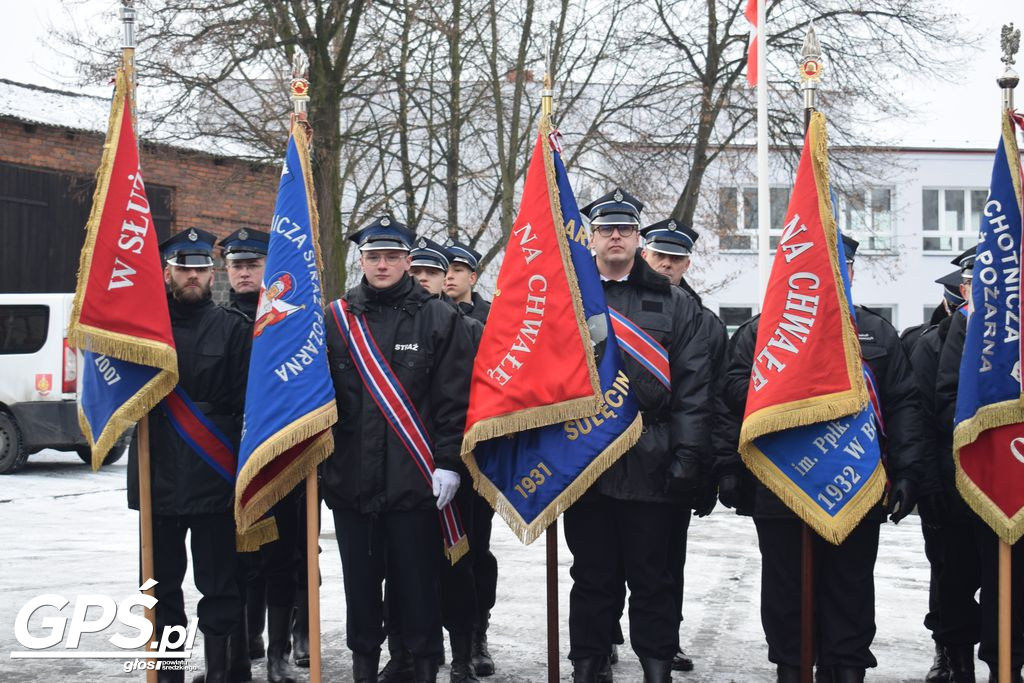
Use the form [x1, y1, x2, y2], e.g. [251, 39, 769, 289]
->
[565, 189, 710, 683]
[128, 227, 252, 683]
[323, 217, 473, 683]
[639, 219, 726, 674]
[218, 226, 303, 683]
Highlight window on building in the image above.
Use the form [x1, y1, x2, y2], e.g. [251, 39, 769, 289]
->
[922, 188, 987, 252]
[718, 185, 894, 253]
[719, 306, 755, 336]
[0, 305, 49, 354]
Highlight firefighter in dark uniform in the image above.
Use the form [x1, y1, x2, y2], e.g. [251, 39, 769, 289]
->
[323, 217, 474, 683]
[719, 235, 926, 683]
[934, 248, 1015, 683]
[128, 227, 252, 683]
[904, 264, 974, 683]
[443, 241, 497, 677]
[640, 219, 726, 673]
[899, 276, 960, 360]
[217, 227, 303, 683]
[565, 189, 711, 683]
[380, 237, 482, 683]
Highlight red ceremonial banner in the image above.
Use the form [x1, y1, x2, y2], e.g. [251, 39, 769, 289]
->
[463, 133, 600, 442]
[73, 81, 175, 350]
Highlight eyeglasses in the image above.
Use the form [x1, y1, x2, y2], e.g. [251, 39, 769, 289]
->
[594, 225, 637, 237]
[362, 252, 407, 264]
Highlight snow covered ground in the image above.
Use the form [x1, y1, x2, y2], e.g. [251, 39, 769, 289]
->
[1, 450, 939, 682]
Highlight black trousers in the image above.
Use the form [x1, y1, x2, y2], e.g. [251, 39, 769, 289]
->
[335, 509, 444, 659]
[668, 506, 693, 621]
[471, 493, 499, 627]
[933, 510, 981, 647]
[564, 496, 678, 661]
[258, 487, 301, 608]
[754, 517, 880, 669]
[921, 519, 944, 637]
[150, 512, 241, 638]
[975, 518, 1024, 669]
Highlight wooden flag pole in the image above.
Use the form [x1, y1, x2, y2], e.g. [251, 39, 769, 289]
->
[797, 25, 823, 683]
[546, 522, 559, 683]
[306, 473, 322, 683]
[996, 25, 1020, 683]
[540, 58, 561, 683]
[120, 3, 157, 680]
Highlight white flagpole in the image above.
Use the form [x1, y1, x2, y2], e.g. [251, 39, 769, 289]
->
[756, 0, 770, 297]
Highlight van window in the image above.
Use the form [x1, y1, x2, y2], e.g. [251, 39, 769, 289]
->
[0, 305, 49, 354]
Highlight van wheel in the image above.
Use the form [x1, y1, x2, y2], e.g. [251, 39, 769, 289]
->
[0, 412, 28, 474]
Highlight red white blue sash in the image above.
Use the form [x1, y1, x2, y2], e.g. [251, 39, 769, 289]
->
[161, 386, 237, 483]
[328, 299, 468, 562]
[608, 307, 671, 390]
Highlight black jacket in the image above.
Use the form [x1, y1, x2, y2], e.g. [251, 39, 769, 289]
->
[934, 309, 968, 438]
[591, 257, 711, 504]
[322, 274, 473, 514]
[128, 294, 252, 515]
[227, 289, 259, 320]
[722, 307, 925, 518]
[458, 291, 491, 325]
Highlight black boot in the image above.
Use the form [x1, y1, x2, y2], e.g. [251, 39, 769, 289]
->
[291, 587, 309, 668]
[266, 606, 297, 683]
[572, 657, 603, 683]
[354, 650, 381, 683]
[201, 635, 230, 683]
[471, 623, 494, 677]
[596, 655, 613, 683]
[246, 583, 266, 660]
[672, 648, 693, 672]
[945, 645, 975, 683]
[413, 657, 439, 683]
[833, 667, 865, 683]
[638, 657, 672, 683]
[449, 632, 480, 683]
[927, 643, 952, 683]
[380, 634, 415, 683]
[777, 664, 801, 683]
[229, 617, 253, 682]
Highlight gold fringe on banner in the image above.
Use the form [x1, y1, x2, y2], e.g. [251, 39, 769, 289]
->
[235, 403, 337, 533]
[444, 535, 470, 565]
[951, 111, 1024, 545]
[462, 413, 642, 545]
[67, 68, 178, 470]
[738, 112, 878, 545]
[236, 516, 280, 552]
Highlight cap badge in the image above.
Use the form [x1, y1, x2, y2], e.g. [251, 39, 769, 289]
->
[238, 228, 249, 241]
[417, 238, 427, 248]
[668, 220, 677, 231]
[380, 216, 391, 227]
[187, 228, 198, 242]
[613, 189, 623, 202]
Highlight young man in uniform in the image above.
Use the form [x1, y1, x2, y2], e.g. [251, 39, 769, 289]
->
[565, 189, 711, 683]
[128, 227, 252, 683]
[323, 217, 474, 683]
[219, 227, 269, 319]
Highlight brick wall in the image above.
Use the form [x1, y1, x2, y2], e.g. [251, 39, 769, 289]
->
[1, 116, 280, 301]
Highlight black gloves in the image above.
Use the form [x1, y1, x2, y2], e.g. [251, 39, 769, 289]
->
[693, 478, 718, 517]
[887, 478, 918, 524]
[717, 474, 741, 510]
[667, 456, 702, 494]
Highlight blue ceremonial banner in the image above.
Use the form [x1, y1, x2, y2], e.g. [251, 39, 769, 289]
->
[464, 126, 642, 544]
[739, 112, 885, 544]
[235, 125, 337, 532]
[952, 110, 1024, 544]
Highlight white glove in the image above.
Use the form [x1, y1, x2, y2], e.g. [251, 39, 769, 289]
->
[432, 468, 461, 510]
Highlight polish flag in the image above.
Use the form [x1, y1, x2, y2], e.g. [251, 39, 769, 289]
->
[745, 0, 758, 87]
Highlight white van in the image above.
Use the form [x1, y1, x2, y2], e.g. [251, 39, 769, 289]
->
[0, 293, 125, 473]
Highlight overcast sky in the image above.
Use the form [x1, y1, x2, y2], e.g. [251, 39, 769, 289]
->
[0, 0, 1020, 148]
